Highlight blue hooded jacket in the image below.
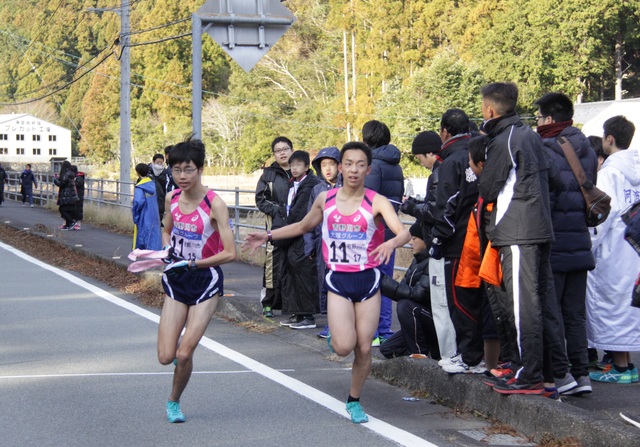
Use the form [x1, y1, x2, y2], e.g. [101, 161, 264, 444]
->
[304, 147, 342, 256]
[132, 177, 162, 250]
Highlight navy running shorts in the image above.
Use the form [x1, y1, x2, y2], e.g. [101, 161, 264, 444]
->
[325, 268, 381, 303]
[162, 266, 224, 306]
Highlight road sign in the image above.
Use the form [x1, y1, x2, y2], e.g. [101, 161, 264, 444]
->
[196, 0, 296, 72]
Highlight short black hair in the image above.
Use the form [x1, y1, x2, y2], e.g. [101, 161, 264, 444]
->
[340, 141, 372, 166]
[534, 92, 574, 122]
[440, 108, 470, 136]
[588, 135, 608, 161]
[481, 82, 518, 116]
[271, 136, 293, 152]
[164, 145, 173, 156]
[169, 138, 205, 168]
[604, 115, 636, 149]
[469, 135, 490, 166]
[362, 120, 391, 149]
[135, 163, 149, 177]
[288, 150, 310, 167]
[153, 153, 164, 162]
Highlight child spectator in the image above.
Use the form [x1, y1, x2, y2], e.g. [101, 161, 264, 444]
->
[304, 147, 342, 338]
[279, 150, 320, 329]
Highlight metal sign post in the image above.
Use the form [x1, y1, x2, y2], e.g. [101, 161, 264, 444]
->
[192, 0, 296, 138]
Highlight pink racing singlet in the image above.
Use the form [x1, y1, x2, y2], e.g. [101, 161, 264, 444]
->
[169, 189, 223, 261]
[322, 188, 385, 272]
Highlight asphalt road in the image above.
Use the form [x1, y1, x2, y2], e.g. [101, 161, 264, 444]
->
[0, 237, 539, 447]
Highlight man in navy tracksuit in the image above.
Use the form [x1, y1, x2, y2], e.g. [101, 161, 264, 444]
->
[478, 82, 554, 394]
[429, 109, 485, 374]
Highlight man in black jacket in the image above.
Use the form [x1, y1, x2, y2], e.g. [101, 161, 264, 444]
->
[255, 137, 293, 317]
[534, 92, 598, 395]
[478, 82, 554, 394]
[400, 130, 458, 361]
[379, 222, 440, 359]
[429, 109, 485, 374]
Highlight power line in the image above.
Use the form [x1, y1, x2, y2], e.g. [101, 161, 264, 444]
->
[19, 0, 67, 59]
[9, 43, 116, 99]
[0, 51, 113, 106]
[125, 33, 191, 48]
[124, 17, 190, 36]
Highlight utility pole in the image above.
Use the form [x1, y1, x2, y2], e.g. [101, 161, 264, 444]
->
[120, 0, 131, 204]
[85, 1, 131, 205]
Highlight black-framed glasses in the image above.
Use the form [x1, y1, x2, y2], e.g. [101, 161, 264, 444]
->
[535, 115, 548, 121]
[273, 147, 292, 154]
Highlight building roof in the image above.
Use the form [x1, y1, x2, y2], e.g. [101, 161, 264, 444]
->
[574, 98, 640, 150]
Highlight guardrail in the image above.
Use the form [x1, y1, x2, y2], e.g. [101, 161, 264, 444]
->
[4, 171, 414, 272]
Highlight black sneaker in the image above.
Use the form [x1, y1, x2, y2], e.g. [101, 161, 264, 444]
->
[492, 378, 544, 395]
[280, 315, 299, 327]
[289, 318, 316, 330]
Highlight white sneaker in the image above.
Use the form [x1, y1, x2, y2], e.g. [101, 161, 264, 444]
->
[438, 353, 461, 367]
[443, 360, 487, 374]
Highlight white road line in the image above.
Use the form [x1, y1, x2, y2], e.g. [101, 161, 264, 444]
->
[0, 241, 439, 447]
[0, 370, 295, 380]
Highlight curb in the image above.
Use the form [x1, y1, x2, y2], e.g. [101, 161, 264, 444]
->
[371, 357, 638, 447]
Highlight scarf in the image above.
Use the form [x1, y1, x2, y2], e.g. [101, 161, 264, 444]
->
[536, 120, 573, 138]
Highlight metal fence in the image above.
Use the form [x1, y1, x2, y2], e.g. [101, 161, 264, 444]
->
[4, 171, 412, 272]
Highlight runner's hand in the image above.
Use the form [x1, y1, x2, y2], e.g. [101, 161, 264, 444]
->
[370, 240, 395, 265]
[163, 260, 189, 277]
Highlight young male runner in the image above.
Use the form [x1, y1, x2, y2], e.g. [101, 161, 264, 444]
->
[244, 142, 410, 423]
[158, 139, 236, 423]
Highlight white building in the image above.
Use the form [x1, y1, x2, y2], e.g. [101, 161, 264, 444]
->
[0, 113, 72, 170]
[574, 98, 640, 150]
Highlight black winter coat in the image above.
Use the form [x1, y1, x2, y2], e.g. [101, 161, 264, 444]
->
[380, 250, 431, 305]
[432, 135, 479, 258]
[54, 170, 79, 206]
[255, 162, 291, 230]
[280, 171, 320, 314]
[543, 126, 598, 272]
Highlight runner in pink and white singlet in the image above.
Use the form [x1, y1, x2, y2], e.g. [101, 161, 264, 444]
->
[321, 188, 385, 272]
[168, 189, 223, 262]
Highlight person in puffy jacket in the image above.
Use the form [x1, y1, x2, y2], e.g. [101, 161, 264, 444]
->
[362, 120, 404, 344]
[53, 161, 78, 230]
[132, 163, 162, 250]
[534, 92, 598, 395]
[20, 163, 37, 206]
[379, 222, 440, 359]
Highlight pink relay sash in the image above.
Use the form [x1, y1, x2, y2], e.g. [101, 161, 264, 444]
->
[127, 248, 170, 272]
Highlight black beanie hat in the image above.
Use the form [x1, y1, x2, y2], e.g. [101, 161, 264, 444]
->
[288, 150, 310, 166]
[409, 221, 423, 239]
[411, 131, 442, 155]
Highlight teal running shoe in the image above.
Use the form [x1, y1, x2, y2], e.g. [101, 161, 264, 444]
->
[346, 401, 369, 424]
[166, 400, 185, 423]
[589, 366, 632, 384]
[630, 367, 639, 383]
[327, 333, 335, 353]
